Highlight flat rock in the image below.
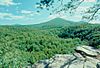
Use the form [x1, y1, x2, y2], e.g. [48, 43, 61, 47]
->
[32, 46, 100, 68]
[75, 45, 98, 57]
[64, 56, 100, 68]
[48, 54, 75, 68]
[64, 59, 84, 68]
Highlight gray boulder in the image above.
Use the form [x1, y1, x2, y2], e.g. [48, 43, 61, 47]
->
[48, 54, 75, 68]
[75, 45, 98, 57]
[32, 45, 100, 68]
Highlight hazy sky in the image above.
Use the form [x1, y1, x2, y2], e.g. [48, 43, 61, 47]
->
[0, 0, 97, 25]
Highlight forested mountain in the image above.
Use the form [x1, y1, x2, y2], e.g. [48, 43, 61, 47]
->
[0, 18, 100, 67]
[32, 18, 85, 29]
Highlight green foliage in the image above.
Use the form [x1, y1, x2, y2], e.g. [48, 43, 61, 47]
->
[59, 23, 100, 48]
[0, 25, 84, 67]
[0, 21, 99, 67]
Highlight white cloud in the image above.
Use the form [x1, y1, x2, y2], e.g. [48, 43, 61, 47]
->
[0, 12, 24, 20]
[34, 4, 47, 9]
[76, 6, 89, 13]
[48, 11, 82, 22]
[21, 10, 33, 14]
[84, 0, 96, 2]
[48, 14, 59, 19]
[48, 11, 66, 19]
[0, 11, 40, 20]
[0, 0, 21, 6]
[21, 10, 40, 16]
[89, 20, 100, 24]
[48, 4, 91, 22]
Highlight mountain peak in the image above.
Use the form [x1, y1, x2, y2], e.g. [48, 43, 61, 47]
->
[48, 17, 67, 22]
[33, 17, 80, 29]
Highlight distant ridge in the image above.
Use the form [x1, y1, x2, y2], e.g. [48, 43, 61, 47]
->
[13, 24, 22, 26]
[33, 18, 81, 29]
[44, 18, 75, 25]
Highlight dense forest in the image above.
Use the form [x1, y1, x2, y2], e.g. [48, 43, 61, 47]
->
[0, 18, 100, 67]
[59, 24, 100, 48]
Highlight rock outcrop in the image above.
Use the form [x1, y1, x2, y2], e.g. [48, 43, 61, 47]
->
[32, 45, 100, 68]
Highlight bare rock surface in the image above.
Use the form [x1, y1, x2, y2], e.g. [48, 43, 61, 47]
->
[32, 45, 100, 68]
[75, 45, 98, 57]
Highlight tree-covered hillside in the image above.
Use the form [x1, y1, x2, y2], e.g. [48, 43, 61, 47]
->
[32, 18, 85, 29]
[59, 23, 100, 48]
[0, 20, 100, 67]
[0, 25, 84, 68]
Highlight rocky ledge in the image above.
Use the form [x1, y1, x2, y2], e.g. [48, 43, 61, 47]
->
[30, 45, 100, 68]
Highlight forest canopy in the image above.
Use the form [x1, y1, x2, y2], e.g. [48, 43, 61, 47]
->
[0, 23, 100, 67]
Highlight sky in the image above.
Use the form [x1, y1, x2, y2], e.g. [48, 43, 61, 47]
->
[0, 0, 99, 25]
